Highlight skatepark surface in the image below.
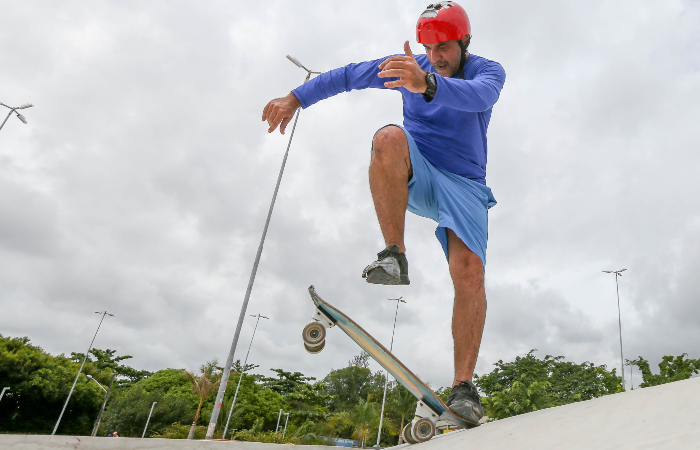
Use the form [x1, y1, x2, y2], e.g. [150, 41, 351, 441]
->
[1, 376, 698, 449]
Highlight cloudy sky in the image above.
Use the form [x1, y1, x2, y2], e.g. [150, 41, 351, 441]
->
[1, 0, 699, 391]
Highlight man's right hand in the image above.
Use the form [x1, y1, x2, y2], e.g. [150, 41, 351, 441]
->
[262, 92, 302, 134]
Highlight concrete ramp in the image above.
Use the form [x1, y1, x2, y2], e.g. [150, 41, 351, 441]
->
[406, 376, 700, 450]
[1, 377, 698, 449]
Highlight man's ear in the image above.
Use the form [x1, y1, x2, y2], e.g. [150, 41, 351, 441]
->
[461, 35, 471, 49]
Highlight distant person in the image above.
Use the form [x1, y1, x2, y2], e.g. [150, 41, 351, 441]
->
[262, 1, 505, 424]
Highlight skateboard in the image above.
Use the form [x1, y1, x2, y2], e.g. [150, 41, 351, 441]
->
[302, 286, 480, 444]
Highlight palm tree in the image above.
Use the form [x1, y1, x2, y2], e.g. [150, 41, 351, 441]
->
[348, 395, 379, 448]
[183, 360, 223, 440]
[389, 385, 416, 445]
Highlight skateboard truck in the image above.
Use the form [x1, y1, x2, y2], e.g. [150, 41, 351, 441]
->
[401, 400, 441, 444]
[302, 286, 336, 354]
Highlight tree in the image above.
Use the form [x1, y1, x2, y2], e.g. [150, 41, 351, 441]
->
[261, 369, 316, 395]
[482, 379, 558, 420]
[183, 360, 222, 439]
[0, 335, 104, 435]
[347, 395, 380, 448]
[628, 354, 700, 387]
[475, 350, 622, 420]
[387, 383, 415, 445]
[203, 371, 285, 432]
[70, 348, 151, 388]
[99, 384, 193, 437]
[284, 381, 332, 424]
[323, 353, 384, 413]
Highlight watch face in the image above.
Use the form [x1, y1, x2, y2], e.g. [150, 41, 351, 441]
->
[428, 73, 437, 88]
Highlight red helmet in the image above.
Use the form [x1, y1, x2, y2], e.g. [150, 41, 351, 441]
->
[416, 2, 471, 44]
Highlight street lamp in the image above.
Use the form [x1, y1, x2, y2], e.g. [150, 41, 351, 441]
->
[0, 102, 33, 131]
[603, 268, 627, 390]
[222, 313, 269, 439]
[205, 55, 323, 440]
[282, 412, 290, 439]
[86, 374, 115, 437]
[276, 409, 283, 432]
[0, 387, 10, 403]
[375, 297, 406, 448]
[142, 401, 157, 438]
[52, 311, 114, 435]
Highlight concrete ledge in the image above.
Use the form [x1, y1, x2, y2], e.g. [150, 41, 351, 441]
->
[398, 376, 700, 450]
[0, 436, 336, 450]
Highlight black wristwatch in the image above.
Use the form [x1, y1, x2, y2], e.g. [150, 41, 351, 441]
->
[423, 72, 437, 99]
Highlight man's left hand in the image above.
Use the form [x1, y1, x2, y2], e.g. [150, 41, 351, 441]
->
[378, 41, 428, 94]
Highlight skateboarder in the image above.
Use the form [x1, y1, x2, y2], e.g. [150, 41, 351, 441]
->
[262, 2, 505, 425]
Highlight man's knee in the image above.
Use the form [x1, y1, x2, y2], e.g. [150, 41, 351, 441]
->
[372, 125, 409, 162]
[447, 233, 484, 291]
[450, 252, 484, 288]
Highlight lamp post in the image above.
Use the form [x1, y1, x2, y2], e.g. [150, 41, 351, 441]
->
[205, 55, 322, 440]
[375, 297, 406, 448]
[276, 408, 283, 432]
[222, 313, 269, 439]
[282, 412, 290, 439]
[52, 311, 113, 435]
[0, 387, 9, 403]
[142, 401, 157, 438]
[87, 374, 115, 437]
[0, 102, 33, 131]
[603, 268, 627, 390]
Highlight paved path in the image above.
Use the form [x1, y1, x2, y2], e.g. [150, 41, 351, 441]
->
[396, 376, 700, 450]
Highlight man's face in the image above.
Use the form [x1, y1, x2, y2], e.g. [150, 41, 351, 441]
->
[422, 39, 464, 77]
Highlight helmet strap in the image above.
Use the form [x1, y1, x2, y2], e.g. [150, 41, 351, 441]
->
[456, 35, 470, 79]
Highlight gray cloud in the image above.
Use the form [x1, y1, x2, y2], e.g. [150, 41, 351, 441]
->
[1, 0, 699, 390]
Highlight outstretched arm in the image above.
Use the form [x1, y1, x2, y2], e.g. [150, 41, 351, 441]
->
[262, 92, 302, 135]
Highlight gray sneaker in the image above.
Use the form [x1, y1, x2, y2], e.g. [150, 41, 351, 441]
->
[362, 245, 410, 285]
[446, 380, 484, 425]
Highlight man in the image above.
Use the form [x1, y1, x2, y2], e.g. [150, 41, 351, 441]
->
[262, 2, 505, 424]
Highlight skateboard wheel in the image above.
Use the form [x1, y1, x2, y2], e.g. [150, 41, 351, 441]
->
[302, 322, 326, 347]
[402, 423, 418, 445]
[304, 340, 325, 354]
[411, 418, 435, 443]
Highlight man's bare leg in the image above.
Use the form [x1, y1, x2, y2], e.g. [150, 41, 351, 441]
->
[447, 228, 487, 385]
[368, 126, 413, 253]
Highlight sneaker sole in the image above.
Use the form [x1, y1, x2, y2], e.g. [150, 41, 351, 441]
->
[365, 267, 410, 285]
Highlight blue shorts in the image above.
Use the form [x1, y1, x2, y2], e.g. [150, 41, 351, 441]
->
[379, 125, 497, 267]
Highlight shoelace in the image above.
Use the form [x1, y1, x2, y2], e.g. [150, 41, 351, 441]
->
[452, 381, 479, 402]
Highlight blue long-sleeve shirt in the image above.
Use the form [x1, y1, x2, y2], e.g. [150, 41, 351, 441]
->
[292, 53, 505, 185]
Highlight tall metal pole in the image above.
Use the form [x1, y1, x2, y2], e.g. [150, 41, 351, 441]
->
[52, 311, 113, 435]
[604, 269, 627, 390]
[276, 409, 283, 432]
[375, 297, 405, 448]
[91, 375, 114, 437]
[205, 57, 321, 439]
[223, 314, 269, 439]
[0, 110, 13, 131]
[282, 413, 290, 439]
[0, 387, 9, 402]
[142, 401, 157, 438]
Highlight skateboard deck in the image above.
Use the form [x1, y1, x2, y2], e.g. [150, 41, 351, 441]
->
[302, 286, 479, 443]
